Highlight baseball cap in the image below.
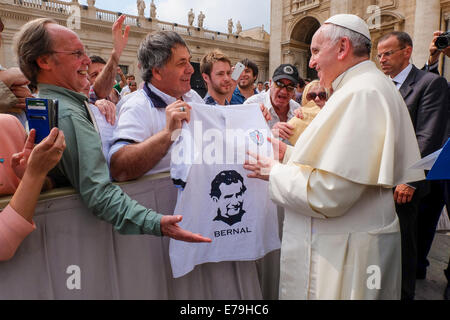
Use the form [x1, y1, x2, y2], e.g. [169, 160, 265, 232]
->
[272, 64, 299, 85]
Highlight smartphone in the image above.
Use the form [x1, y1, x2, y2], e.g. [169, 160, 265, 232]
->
[231, 62, 246, 81]
[25, 98, 59, 143]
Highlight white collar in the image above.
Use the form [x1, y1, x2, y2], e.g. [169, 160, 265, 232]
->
[391, 64, 412, 88]
[332, 60, 372, 91]
[148, 82, 179, 105]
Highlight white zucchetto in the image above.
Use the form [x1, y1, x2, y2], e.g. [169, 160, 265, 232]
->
[325, 14, 371, 41]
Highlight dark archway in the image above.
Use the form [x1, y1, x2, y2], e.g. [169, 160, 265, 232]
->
[290, 16, 321, 80]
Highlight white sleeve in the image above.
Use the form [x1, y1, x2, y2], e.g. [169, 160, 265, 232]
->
[244, 93, 263, 105]
[307, 169, 366, 218]
[269, 163, 366, 219]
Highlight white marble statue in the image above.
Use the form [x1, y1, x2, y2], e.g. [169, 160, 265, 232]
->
[236, 20, 242, 34]
[227, 18, 233, 34]
[150, 0, 157, 19]
[137, 0, 146, 17]
[188, 8, 195, 26]
[198, 11, 205, 29]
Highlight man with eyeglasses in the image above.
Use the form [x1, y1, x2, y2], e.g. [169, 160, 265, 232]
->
[245, 64, 301, 143]
[13, 18, 211, 243]
[377, 31, 448, 300]
[244, 14, 424, 300]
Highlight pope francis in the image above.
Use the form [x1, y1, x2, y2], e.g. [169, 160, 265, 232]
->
[244, 14, 425, 300]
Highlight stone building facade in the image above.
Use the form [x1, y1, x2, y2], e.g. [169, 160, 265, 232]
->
[1, 0, 450, 86]
[270, 0, 450, 80]
[0, 0, 270, 91]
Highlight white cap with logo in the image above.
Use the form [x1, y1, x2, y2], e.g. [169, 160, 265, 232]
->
[324, 14, 371, 41]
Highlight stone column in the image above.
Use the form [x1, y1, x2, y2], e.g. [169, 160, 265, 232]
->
[412, 0, 440, 67]
[269, 0, 283, 78]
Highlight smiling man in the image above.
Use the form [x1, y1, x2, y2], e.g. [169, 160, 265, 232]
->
[14, 18, 210, 242]
[230, 58, 259, 104]
[200, 49, 233, 106]
[245, 64, 301, 143]
[109, 31, 204, 182]
[244, 14, 425, 300]
[210, 170, 247, 226]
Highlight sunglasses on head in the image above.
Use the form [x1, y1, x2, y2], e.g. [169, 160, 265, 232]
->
[306, 92, 327, 101]
[274, 81, 296, 92]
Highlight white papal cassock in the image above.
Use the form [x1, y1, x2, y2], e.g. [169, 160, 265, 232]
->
[270, 61, 425, 300]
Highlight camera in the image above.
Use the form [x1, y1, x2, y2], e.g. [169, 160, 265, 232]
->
[435, 31, 450, 50]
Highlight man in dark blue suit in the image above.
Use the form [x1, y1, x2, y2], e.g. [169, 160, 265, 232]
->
[377, 31, 449, 300]
[419, 30, 450, 300]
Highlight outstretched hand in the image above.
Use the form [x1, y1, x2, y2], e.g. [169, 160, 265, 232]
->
[161, 215, 212, 243]
[244, 150, 276, 181]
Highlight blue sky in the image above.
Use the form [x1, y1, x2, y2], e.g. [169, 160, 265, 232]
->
[76, 0, 271, 34]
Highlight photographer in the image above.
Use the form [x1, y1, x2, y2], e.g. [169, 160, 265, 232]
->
[418, 30, 450, 300]
[424, 30, 450, 73]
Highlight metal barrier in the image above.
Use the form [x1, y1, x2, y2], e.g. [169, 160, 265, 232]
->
[0, 173, 279, 299]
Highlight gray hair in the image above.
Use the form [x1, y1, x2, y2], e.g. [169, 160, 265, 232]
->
[13, 18, 57, 85]
[138, 31, 189, 82]
[323, 23, 372, 57]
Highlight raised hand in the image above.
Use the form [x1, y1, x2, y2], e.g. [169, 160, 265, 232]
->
[11, 130, 35, 179]
[165, 100, 192, 139]
[111, 15, 130, 63]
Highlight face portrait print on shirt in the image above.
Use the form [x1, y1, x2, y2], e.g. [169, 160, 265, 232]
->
[210, 170, 247, 226]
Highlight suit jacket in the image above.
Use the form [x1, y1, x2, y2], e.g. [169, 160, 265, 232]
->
[400, 65, 449, 193]
[422, 62, 450, 142]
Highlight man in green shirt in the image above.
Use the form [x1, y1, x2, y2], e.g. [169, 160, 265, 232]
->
[13, 16, 211, 243]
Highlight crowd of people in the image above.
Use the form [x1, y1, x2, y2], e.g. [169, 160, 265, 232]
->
[0, 12, 449, 300]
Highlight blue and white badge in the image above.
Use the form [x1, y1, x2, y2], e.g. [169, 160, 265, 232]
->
[250, 130, 264, 146]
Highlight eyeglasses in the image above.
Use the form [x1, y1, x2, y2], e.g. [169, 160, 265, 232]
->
[49, 50, 88, 60]
[274, 81, 296, 92]
[306, 92, 327, 101]
[376, 47, 406, 60]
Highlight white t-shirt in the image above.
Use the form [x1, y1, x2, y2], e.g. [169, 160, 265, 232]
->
[119, 85, 130, 97]
[108, 83, 203, 175]
[244, 89, 300, 129]
[88, 103, 116, 163]
[169, 103, 281, 278]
